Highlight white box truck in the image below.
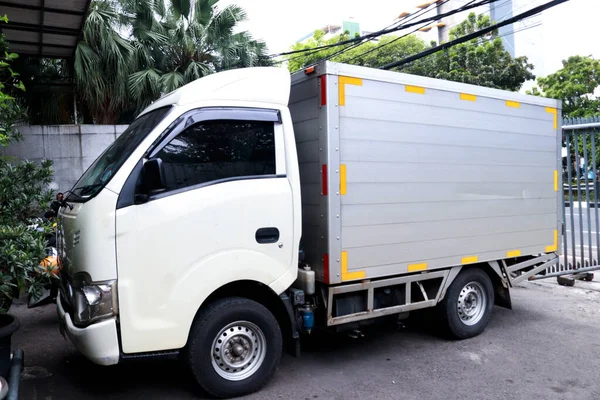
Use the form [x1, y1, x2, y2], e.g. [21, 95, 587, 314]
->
[55, 61, 562, 398]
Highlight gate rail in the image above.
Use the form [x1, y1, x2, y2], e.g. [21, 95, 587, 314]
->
[538, 118, 600, 281]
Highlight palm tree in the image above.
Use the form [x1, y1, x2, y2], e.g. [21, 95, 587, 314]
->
[74, 0, 133, 124]
[124, 0, 272, 112]
[74, 0, 271, 122]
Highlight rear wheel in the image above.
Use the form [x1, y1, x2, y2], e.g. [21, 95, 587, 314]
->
[438, 268, 494, 339]
[186, 297, 282, 398]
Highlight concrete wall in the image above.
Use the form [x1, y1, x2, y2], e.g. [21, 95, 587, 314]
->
[0, 125, 127, 193]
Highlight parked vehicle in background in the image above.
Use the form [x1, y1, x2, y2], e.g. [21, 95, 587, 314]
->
[56, 62, 564, 398]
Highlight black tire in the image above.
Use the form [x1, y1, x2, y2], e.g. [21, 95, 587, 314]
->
[438, 268, 494, 339]
[185, 297, 282, 398]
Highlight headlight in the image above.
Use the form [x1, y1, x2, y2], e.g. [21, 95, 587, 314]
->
[71, 276, 116, 326]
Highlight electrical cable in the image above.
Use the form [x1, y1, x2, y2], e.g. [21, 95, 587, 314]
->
[263, 0, 501, 59]
[276, 0, 450, 68]
[298, 0, 491, 70]
[331, 0, 455, 66]
[379, 0, 568, 70]
[274, 2, 444, 67]
[341, 0, 471, 65]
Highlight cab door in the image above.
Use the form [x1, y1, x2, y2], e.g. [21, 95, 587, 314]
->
[115, 107, 295, 354]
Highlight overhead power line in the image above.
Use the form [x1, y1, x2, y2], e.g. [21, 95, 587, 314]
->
[276, 4, 434, 67]
[380, 0, 569, 70]
[341, 0, 476, 65]
[307, 0, 454, 69]
[278, 0, 453, 69]
[264, 0, 500, 59]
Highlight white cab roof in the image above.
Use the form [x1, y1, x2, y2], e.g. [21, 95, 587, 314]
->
[139, 66, 291, 117]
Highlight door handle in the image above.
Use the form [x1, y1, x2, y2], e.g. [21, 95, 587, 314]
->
[256, 228, 280, 244]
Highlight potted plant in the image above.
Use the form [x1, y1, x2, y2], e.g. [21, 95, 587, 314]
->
[0, 15, 56, 378]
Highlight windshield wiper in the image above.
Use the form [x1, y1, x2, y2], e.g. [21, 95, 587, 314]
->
[73, 183, 104, 196]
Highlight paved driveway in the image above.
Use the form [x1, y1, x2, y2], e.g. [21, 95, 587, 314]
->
[13, 277, 600, 400]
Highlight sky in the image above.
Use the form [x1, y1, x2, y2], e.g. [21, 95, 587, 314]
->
[220, 0, 600, 83]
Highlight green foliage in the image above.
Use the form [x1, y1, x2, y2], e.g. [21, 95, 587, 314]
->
[10, 58, 76, 125]
[285, 31, 426, 72]
[0, 17, 56, 311]
[285, 12, 534, 92]
[406, 13, 534, 91]
[75, 1, 134, 124]
[528, 55, 600, 118]
[0, 20, 26, 146]
[74, 0, 271, 121]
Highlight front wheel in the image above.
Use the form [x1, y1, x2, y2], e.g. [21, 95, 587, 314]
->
[185, 297, 282, 398]
[438, 268, 494, 339]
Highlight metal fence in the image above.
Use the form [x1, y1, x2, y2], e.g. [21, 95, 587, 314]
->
[544, 116, 600, 278]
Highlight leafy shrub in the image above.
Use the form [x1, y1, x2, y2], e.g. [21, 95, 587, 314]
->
[0, 15, 56, 311]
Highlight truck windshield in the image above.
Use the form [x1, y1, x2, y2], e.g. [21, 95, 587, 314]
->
[69, 106, 172, 202]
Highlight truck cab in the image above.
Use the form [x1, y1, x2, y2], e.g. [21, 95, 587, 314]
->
[57, 67, 301, 397]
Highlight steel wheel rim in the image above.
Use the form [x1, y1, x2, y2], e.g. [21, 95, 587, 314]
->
[457, 281, 486, 326]
[211, 321, 267, 381]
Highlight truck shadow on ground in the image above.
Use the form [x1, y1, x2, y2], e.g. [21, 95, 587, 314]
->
[20, 303, 548, 399]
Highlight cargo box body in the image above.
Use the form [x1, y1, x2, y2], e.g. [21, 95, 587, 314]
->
[290, 62, 561, 285]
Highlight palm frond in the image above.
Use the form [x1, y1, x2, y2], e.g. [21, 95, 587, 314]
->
[160, 70, 185, 93]
[128, 68, 162, 110]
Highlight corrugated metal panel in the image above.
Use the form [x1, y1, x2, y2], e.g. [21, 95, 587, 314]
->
[341, 139, 554, 167]
[346, 162, 551, 184]
[337, 74, 559, 279]
[289, 98, 319, 124]
[343, 198, 557, 227]
[343, 182, 552, 204]
[342, 97, 553, 137]
[290, 74, 327, 281]
[340, 119, 557, 151]
[296, 141, 319, 163]
[347, 79, 552, 122]
[348, 229, 551, 270]
[343, 214, 556, 248]
[294, 118, 320, 143]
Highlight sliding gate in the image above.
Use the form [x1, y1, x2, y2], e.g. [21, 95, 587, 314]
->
[537, 117, 600, 282]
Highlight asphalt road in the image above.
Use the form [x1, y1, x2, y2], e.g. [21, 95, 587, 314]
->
[12, 277, 600, 400]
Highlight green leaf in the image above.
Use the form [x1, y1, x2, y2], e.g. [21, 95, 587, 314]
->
[172, 0, 191, 18]
[15, 81, 25, 92]
[0, 15, 8, 24]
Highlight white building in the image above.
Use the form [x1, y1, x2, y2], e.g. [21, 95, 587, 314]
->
[297, 18, 367, 44]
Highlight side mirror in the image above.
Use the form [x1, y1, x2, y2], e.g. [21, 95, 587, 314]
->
[142, 158, 166, 196]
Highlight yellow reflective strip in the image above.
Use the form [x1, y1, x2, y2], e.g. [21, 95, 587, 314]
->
[408, 263, 428, 272]
[341, 251, 366, 281]
[460, 93, 477, 102]
[340, 164, 347, 195]
[343, 271, 366, 280]
[406, 85, 425, 94]
[506, 100, 520, 108]
[338, 76, 363, 106]
[507, 250, 521, 258]
[462, 256, 479, 264]
[546, 107, 558, 129]
[545, 230, 558, 252]
[554, 170, 558, 191]
[341, 251, 348, 271]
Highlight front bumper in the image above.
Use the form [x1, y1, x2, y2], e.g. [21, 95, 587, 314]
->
[57, 295, 120, 366]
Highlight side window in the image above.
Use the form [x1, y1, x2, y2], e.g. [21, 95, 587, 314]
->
[155, 119, 276, 191]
